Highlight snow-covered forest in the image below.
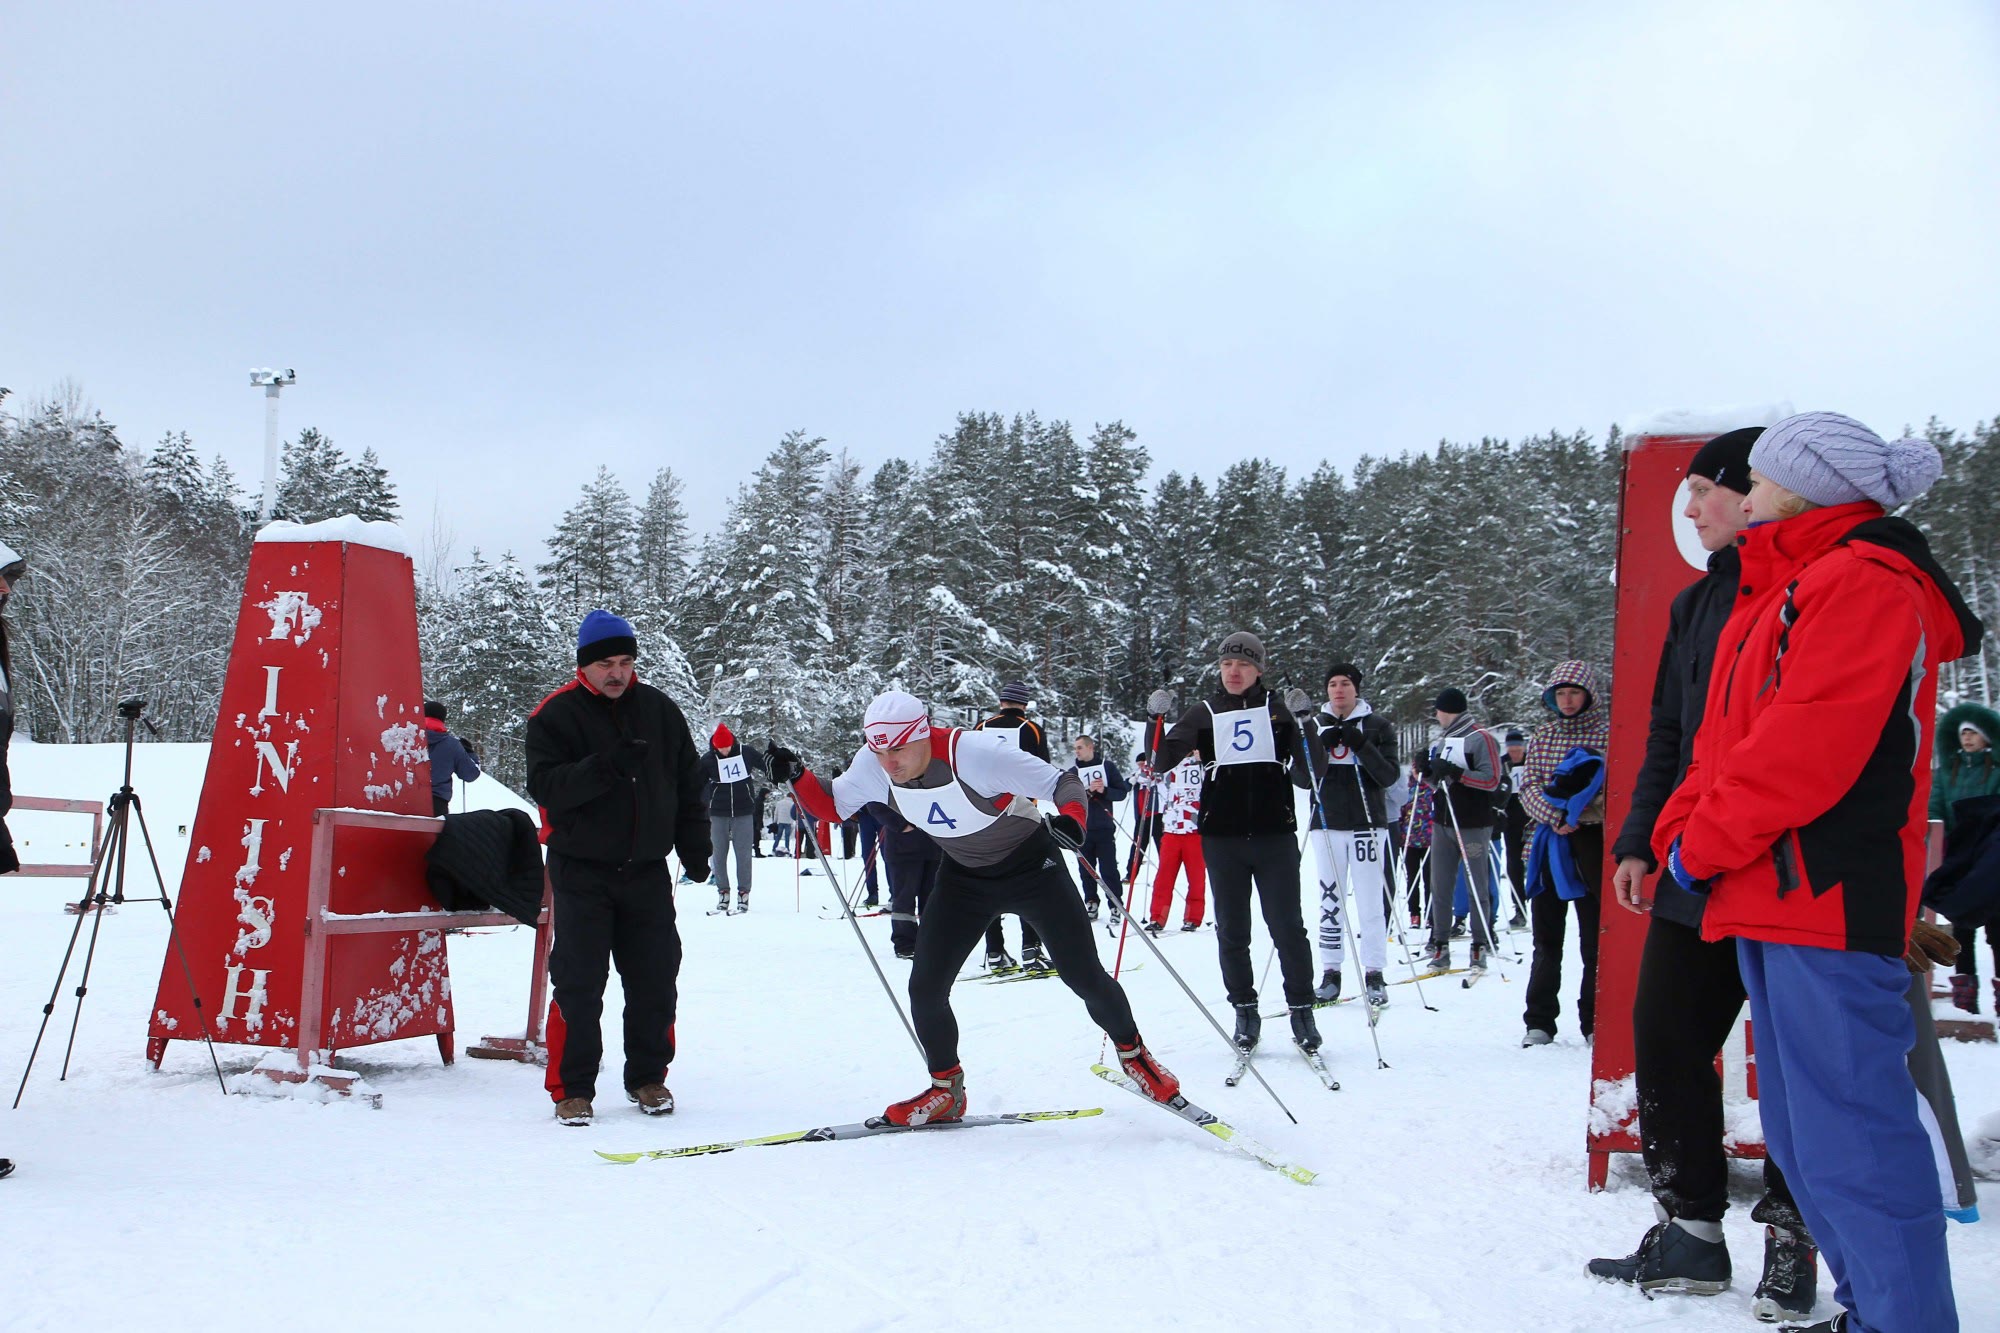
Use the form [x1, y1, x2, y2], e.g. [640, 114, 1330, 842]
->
[4, 383, 1995, 790]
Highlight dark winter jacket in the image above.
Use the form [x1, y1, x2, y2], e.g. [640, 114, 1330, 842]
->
[525, 671, 711, 874]
[1928, 702, 2000, 837]
[1305, 701, 1399, 830]
[975, 708, 1051, 762]
[1924, 794, 2000, 929]
[1656, 506, 1984, 956]
[425, 808, 546, 926]
[423, 719, 482, 805]
[1612, 544, 1740, 927]
[1416, 713, 1503, 829]
[1067, 751, 1131, 833]
[698, 743, 769, 818]
[1156, 684, 1311, 838]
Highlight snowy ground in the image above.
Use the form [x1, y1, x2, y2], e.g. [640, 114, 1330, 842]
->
[2, 741, 1995, 1332]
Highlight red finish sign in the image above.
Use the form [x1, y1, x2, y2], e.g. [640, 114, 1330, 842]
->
[1586, 431, 1768, 1186]
[147, 537, 448, 1065]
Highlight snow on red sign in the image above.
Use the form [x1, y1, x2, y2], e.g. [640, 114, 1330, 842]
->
[147, 521, 451, 1066]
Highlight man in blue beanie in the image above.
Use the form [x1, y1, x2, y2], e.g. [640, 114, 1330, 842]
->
[526, 609, 711, 1126]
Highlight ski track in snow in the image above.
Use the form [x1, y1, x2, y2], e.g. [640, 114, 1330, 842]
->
[1, 743, 1995, 1332]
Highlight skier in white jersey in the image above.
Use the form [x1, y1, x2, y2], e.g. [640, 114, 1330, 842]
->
[1301, 662, 1400, 1008]
[768, 689, 1180, 1124]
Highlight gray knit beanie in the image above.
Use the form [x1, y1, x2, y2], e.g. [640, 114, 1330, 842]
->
[1749, 412, 1942, 510]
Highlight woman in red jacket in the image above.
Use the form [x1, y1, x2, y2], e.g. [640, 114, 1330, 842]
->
[1653, 412, 1980, 1333]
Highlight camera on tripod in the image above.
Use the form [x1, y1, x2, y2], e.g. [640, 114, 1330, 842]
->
[118, 697, 148, 720]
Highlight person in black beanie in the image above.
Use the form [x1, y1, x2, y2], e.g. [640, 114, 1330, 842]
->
[1588, 426, 1817, 1321]
[526, 609, 710, 1127]
[422, 700, 482, 816]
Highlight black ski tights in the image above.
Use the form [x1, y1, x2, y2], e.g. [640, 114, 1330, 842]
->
[907, 839, 1139, 1071]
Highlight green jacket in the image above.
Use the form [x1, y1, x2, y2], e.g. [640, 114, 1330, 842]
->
[1930, 701, 2000, 834]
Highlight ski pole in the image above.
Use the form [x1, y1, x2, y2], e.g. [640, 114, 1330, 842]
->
[1052, 821, 1299, 1126]
[789, 785, 925, 1059]
[1387, 838, 1440, 1011]
[1285, 700, 1387, 1071]
[1439, 780, 1515, 976]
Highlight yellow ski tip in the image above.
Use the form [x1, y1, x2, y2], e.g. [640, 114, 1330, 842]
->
[594, 1150, 644, 1164]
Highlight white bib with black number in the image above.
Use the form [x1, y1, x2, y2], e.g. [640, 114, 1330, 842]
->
[985, 724, 1023, 749]
[1207, 701, 1278, 767]
[888, 771, 1002, 841]
[717, 754, 748, 784]
[1077, 763, 1106, 789]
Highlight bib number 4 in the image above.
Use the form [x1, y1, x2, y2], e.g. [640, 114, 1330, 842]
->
[926, 802, 960, 831]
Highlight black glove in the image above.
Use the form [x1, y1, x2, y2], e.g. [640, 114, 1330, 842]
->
[1336, 719, 1365, 750]
[682, 856, 711, 883]
[610, 738, 649, 776]
[1432, 758, 1465, 782]
[0, 820, 17, 877]
[1048, 813, 1084, 846]
[766, 744, 804, 783]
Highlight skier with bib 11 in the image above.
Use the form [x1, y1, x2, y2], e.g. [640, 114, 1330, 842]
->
[768, 689, 1179, 1123]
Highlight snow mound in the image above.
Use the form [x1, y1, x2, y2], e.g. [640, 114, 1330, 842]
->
[255, 514, 410, 555]
[1621, 403, 1794, 442]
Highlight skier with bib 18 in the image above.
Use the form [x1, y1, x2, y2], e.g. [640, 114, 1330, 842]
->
[1151, 631, 1322, 1056]
[767, 689, 1179, 1124]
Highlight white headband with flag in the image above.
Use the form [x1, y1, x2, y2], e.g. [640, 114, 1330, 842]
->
[863, 689, 932, 752]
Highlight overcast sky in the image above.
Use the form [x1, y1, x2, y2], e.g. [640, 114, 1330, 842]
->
[5, 1, 1996, 566]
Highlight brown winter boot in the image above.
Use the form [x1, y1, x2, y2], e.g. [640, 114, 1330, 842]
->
[628, 1083, 674, 1115]
[554, 1096, 594, 1126]
[1949, 973, 1979, 1014]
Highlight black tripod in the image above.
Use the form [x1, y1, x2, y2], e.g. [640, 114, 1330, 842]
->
[13, 697, 226, 1107]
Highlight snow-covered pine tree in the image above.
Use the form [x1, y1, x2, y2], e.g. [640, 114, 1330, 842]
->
[538, 465, 638, 625]
[343, 447, 400, 523]
[1084, 420, 1151, 715]
[696, 431, 840, 755]
[274, 427, 352, 523]
[1141, 471, 1220, 702]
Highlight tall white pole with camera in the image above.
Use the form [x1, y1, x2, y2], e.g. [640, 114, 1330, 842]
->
[249, 367, 296, 522]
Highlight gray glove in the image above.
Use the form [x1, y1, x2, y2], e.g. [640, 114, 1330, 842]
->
[1146, 688, 1174, 717]
[1282, 687, 1314, 716]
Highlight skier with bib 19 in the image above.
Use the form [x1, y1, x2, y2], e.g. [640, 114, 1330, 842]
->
[1151, 631, 1322, 1056]
[767, 689, 1179, 1123]
[1302, 662, 1400, 1010]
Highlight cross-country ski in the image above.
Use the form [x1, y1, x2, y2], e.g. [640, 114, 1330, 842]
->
[596, 1107, 1103, 1162]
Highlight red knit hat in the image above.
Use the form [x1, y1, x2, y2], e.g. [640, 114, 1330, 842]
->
[712, 722, 735, 750]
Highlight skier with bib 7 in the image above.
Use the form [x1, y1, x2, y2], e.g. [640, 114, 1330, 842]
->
[768, 689, 1179, 1125]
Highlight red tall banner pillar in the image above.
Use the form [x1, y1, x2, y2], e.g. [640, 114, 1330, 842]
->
[1586, 414, 1783, 1187]
[147, 521, 448, 1067]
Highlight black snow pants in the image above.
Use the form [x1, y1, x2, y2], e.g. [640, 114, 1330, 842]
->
[546, 854, 681, 1103]
[1633, 909, 1800, 1225]
[1203, 832, 1316, 1009]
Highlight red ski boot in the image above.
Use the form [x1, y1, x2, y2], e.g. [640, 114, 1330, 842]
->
[883, 1065, 966, 1126]
[1115, 1039, 1180, 1102]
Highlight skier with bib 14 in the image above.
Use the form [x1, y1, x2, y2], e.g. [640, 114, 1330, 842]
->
[767, 689, 1179, 1124]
